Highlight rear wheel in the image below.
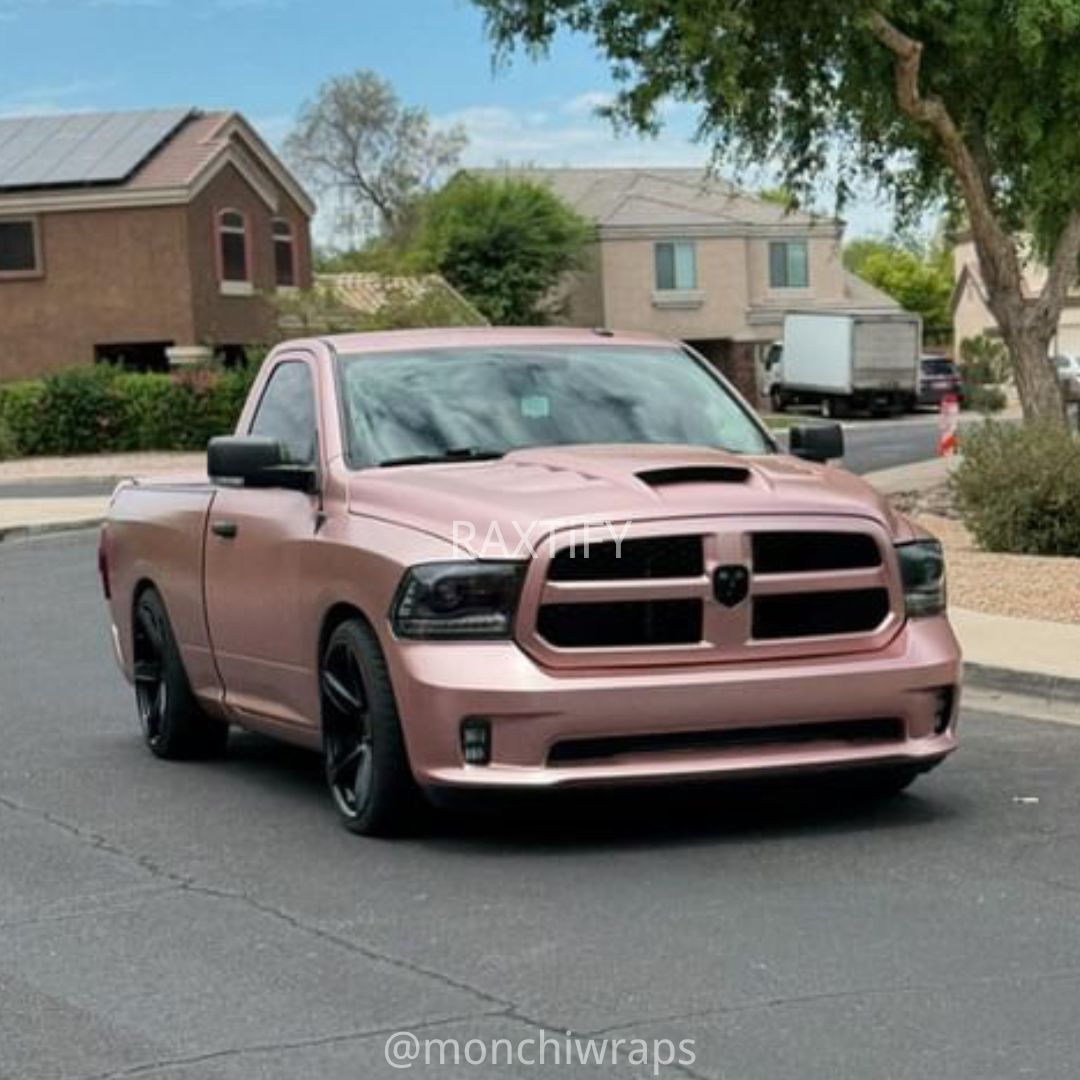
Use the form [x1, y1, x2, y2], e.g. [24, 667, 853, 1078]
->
[133, 588, 228, 760]
[320, 618, 424, 836]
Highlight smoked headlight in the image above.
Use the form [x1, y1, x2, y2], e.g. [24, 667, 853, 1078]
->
[391, 562, 526, 640]
[896, 540, 946, 618]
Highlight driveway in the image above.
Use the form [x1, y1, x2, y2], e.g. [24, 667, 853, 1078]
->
[2, 532, 1079, 1079]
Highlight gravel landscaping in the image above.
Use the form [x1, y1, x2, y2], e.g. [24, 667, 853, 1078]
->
[893, 484, 1080, 624]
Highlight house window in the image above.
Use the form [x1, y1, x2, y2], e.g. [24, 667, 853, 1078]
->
[218, 210, 250, 284]
[769, 240, 809, 288]
[0, 218, 41, 278]
[655, 241, 697, 291]
[273, 219, 297, 288]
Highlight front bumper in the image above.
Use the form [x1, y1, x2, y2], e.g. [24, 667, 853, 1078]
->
[387, 616, 962, 790]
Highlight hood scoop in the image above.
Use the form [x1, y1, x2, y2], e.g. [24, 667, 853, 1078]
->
[637, 465, 751, 488]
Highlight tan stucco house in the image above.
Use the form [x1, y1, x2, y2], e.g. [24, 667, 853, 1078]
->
[0, 108, 315, 380]
[480, 168, 899, 403]
[953, 236, 1080, 356]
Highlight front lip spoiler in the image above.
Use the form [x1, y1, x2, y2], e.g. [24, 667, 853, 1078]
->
[423, 742, 955, 791]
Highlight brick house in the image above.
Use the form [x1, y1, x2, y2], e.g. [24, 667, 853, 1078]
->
[478, 168, 899, 404]
[0, 108, 315, 379]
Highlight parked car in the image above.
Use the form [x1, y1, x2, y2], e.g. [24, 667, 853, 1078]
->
[99, 329, 961, 835]
[1055, 354, 1080, 381]
[918, 355, 966, 408]
[765, 312, 922, 417]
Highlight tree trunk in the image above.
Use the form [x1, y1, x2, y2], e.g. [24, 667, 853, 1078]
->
[868, 12, 1070, 425]
[999, 319, 1067, 421]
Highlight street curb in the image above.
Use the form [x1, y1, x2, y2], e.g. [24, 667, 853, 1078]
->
[964, 661, 1080, 707]
[0, 517, 105, 543]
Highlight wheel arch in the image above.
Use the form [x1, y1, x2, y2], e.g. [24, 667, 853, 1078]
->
[318, 601, 377, 669]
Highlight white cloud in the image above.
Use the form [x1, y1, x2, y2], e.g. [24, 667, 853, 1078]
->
[437, 97, 707, 170]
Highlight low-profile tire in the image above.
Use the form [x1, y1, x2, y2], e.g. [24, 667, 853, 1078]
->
[133, 588, 229, 760]
[320, 618, 424, 837]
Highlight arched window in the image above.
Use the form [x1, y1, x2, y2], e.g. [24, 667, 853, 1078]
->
[218, 210, 249, 284]
[273, 218, 296, 288]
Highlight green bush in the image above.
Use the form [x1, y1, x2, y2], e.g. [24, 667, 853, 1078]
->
[0, 380, 47, 455]
[965, 383, 1008, 414]
[0, 417, 18, 461]
[952, 421, 1080, 556]
[0, 359, 263, 459]
[959, 335, 1011, 386]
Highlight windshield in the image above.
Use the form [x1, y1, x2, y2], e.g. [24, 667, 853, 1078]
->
[921, 358, 956, 376]
[337, 345, 773, 467]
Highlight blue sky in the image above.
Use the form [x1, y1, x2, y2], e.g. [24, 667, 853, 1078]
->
[0, 0, 890, 235]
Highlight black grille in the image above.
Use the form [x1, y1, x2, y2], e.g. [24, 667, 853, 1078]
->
[548, 717, 903, 764]
[547, 535, 704, 582]
[753, 588, 890, 640]
[752, 532, 881, 574]
[538, 600, 703, 648]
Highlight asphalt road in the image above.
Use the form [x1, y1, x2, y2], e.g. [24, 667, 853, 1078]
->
[2, 532, 1079, 1080]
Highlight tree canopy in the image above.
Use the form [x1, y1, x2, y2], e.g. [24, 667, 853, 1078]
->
[844, 238, 953, 338]
[416, 174, 593, 324]
[317, 174, 593, 325]
[285, 71, 466, 237]
[473, 0, 1080, 418]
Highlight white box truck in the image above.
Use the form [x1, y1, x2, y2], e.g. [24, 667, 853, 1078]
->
[765, 312, 922, 417]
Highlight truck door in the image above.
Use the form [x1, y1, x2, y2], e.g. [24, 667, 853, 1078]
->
[204, 357, 324, 733]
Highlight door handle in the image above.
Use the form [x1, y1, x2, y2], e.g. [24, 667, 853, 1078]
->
[211, 520, 238, 539]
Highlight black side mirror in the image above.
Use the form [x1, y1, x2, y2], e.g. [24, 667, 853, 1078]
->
[789, 423, 844, 463]
[208, 436, 318, 493]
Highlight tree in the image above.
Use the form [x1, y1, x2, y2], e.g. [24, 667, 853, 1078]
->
[413, 174, 592, 324]
[843, 237, 953, 338]
[285, 71, 467, 237]
[472, 1, 1078, 422]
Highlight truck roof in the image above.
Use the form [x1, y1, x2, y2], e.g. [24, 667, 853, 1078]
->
[317, 326, 673, 355]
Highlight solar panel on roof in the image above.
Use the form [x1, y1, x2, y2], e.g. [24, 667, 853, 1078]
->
[0, 108, 192, 192]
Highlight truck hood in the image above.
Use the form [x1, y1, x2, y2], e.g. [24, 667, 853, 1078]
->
[346, 444, 905, 557]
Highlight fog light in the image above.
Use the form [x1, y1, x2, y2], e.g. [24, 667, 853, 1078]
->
[461, 718, 492, 765]
[933, 687, 956, 735]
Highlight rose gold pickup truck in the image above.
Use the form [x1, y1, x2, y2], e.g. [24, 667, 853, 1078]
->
[100, 328, 961, 835]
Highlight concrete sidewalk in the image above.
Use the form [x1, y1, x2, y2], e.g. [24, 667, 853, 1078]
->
[0, 452, 202, 539]
[1, 449, 1076, 707]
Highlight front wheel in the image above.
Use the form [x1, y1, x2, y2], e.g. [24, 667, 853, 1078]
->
[320, 618, 424, 836]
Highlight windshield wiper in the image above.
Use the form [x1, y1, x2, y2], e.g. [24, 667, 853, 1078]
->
[378, 448, 507, 468]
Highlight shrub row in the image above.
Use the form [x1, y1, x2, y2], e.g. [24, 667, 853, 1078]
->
[0, 363, 260, 459]
[953, 420, 1080, 557]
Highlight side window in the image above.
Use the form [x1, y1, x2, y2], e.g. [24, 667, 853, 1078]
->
[249, 361, 318, 465]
